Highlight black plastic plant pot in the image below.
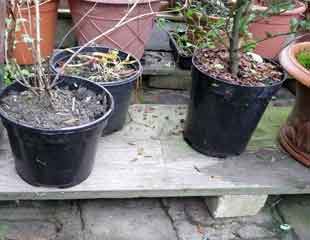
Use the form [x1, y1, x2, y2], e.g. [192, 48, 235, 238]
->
[184, 58, 286, 158]
[0, 76, 114, 188]
[169, 32, 193, 70]
[50, 46, 143, 136]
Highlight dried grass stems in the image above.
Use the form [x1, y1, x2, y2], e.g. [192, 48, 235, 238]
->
[63, 48, 138, 82]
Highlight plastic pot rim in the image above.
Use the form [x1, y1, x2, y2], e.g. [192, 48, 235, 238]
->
[0, 76, 115, 134]
[192, 49, 288, 89]
[168, 31, 193, 58]
[50, 46, 143, 87]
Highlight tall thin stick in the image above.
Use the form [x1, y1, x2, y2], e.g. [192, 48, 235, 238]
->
[57, 2, 98, 49]
[34, 0, 45, 89]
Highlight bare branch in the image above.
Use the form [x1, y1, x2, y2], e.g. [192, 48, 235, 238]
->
[57, 2, 98, 49]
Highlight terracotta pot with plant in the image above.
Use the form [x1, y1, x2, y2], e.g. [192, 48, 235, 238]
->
[279, 39, 310, 167]
[68, 0, 161, 59]
[249, 0, 306, 59]
[183, 0, 295, 157]
[6, 0, 59, 65]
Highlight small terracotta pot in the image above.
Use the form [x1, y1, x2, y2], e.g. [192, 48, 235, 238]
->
[279, 39, 310, 167]
[68, 0, 160, 59]
[249, 0, 306, 59]
[12, 0, 59, 65]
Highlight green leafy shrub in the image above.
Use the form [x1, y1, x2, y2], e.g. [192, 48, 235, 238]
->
[297, 49, 310, 70]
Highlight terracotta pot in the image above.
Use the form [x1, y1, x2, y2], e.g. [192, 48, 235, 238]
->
[249, 0, 306, 59]
[12, 0, 59, 65]
[279, 39, 310, 167]
[68, 0, 161, 59]
[279, 41, 310, 86]
[279, 82, 310, 167]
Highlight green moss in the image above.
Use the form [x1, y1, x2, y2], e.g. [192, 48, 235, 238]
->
[247, 106, 292, 151]
[297, 50, 310, 70]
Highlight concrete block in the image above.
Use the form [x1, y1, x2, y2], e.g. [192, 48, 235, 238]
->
[205, 195, 268, 218]
[148, 72, 191, 90]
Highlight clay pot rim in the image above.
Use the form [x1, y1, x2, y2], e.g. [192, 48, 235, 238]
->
[289, 42, 310, 74]
[253, 0, 306, 16]
[279, 42, 310, 86]
[83, 0, 160, 4]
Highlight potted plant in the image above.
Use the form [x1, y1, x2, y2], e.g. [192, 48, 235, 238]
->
[51, 1, 191, 135]
[167, 0, 229, 69]
[279, 40, 310, 167]
[1, 0, 114, 187]
[249, 0, 306, 59]
[50, 46, 142, 135]
[68, 0, 161, 59]
[6, 0, 59, 65]
[183, 0, 291, 157]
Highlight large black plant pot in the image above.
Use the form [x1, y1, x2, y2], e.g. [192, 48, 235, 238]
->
[0, 76, 114, 188]
[184, 57, 286, 157]
[50, 46, 143, 136]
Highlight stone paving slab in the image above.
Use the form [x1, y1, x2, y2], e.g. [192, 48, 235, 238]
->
[0, 201, 83, 240]
[82, 199, 176, 240]
[0, 197, 288, 240]
[0, 105, 308, 200]
[161, 198, 282, 240]
[277, 195, 310, 240]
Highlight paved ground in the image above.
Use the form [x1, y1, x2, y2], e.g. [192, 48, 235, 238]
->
[0, 196, 304, 240]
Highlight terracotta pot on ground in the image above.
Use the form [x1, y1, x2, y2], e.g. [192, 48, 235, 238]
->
[12, 0, 59, 65]
[68, 0, 161, 59]
[249, 0, 306, 59]
[279, 40, 310, 167]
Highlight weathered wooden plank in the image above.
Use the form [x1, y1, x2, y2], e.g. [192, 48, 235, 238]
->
[0, 104, 308, 201]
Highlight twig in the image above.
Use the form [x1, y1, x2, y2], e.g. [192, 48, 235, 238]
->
[16, 4, 43, 88]
[34, 0, 45, 90]
[72, 97, 76, 112]
[57, 2, 98, 49]
[239, 31, 297, 51]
